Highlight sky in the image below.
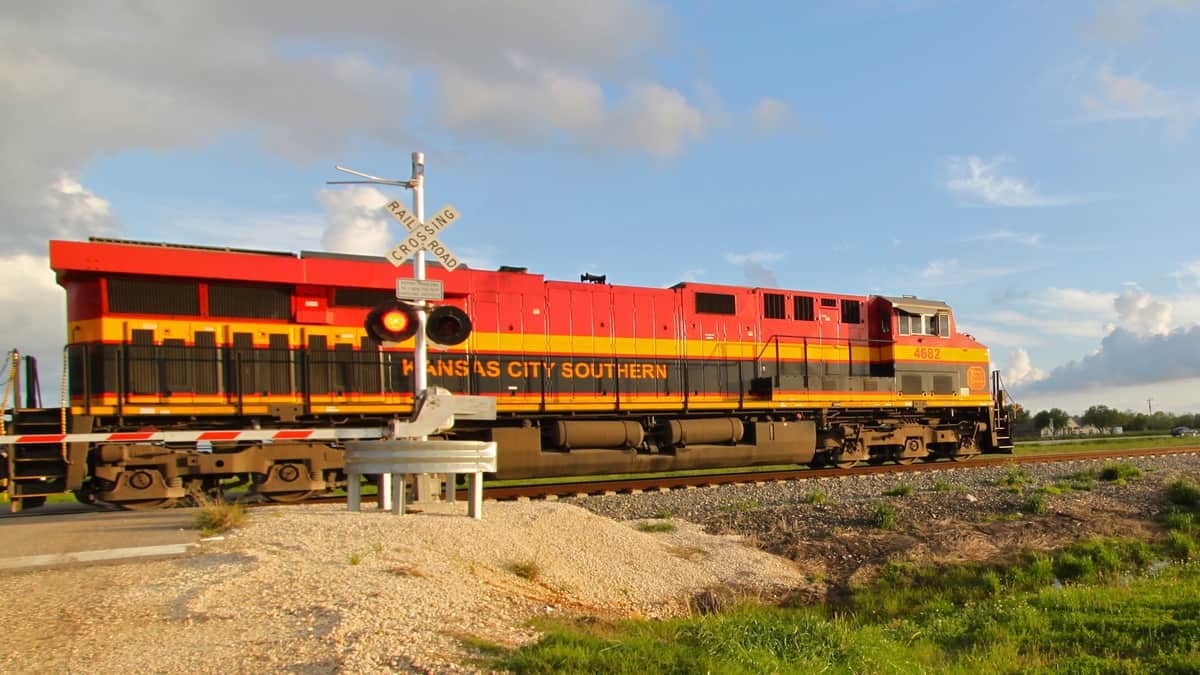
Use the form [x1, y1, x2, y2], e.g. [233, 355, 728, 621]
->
[2, 0, 1199, 416]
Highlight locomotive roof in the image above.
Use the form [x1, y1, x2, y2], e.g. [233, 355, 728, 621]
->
[880, 295, 951, 314]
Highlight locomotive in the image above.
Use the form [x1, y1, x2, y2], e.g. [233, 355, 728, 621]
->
[1, 237, 1013, 510]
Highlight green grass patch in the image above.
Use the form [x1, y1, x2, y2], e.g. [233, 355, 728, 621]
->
[1021, 492, 1047, 515]
[635, 521, 676, 533]
[996, 465, 1032, 492]
[869, 502, 897, 530]
[931, 480, 964, 492]
[882, 483, 913, 497]
[1014, 435, 1200, 456]
[1055, 470, 1097, 492]
[494, 536, 1200, 673]
[1098, 462, 1143, 484]
[720, 499, 763, 513]
[802, 490, 828, 505]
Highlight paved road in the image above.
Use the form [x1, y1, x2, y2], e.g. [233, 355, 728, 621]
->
[0, 502, 201, 571]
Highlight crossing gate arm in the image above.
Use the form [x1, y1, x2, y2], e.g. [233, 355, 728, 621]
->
[0, 389, 495, 446]
[0, 427, 389, 446]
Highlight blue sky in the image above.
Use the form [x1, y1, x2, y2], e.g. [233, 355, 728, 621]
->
[3, 1, 1199, 414]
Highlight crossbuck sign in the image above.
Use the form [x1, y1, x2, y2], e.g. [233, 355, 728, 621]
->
[385, 200, 462, 271]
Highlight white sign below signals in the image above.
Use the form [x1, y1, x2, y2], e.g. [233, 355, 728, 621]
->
[395, 278, 444, 302]
[385, 200, 462, 270]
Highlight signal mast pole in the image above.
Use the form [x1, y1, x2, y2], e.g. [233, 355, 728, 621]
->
[328, 152, 430, 511]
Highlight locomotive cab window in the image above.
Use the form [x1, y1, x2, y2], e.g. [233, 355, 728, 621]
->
[897, 310, 951, 337]
[695, 292, 735, 315]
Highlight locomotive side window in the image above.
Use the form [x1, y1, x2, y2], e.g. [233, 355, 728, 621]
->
[695, 292, 735, 315]
[794, 296, 814, 321]
[763, 293, 786, 319]
[840, 300, 862, 324]
[821, 298, 837, 307]
[937, 312, 950, 337]
[108, 278, 199, 315]
[209, 284, 291, 319]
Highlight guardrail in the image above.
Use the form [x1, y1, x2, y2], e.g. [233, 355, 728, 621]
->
[344, 439, 498, 518]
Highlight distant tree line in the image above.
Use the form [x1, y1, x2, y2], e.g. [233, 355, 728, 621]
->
[1008, 404, 1200, 437]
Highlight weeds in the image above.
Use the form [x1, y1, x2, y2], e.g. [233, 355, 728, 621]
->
[1165, 531, 1197, 560]
[349, 553, 362, 566]
[803, 491, 828, 505]
[1098, 462, 1142, 484]
[192, 496, 246, 537]
[637, 521, 677, 533]
[652, 508, 673, 519]
[1022, 493, 1047, 515]
[721, 499, 762, 513]
[883, 484, 913, 497]
[1056, 470, 1097, 492]
[997, 465, 1032, 493]
[870, 502, 897, 530]
[932, 480, 963, 492]
[1166, 478, 1200, 509]
[509, 559, 541, 581]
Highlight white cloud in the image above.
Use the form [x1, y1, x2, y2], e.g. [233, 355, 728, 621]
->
[0, 254, 67, 396]
[750, 97, 797, 135]
[1002, 348, 1047, 387]
[1112, 288, 1172, 335]
[944, 155, 1075, 207]
[316, 186, 393, 256]
[0, 0, 773, 256]
[1171, 260, 1200, 289]
[1080, 66, 1200, 135]
[1027, 287, 1118, 315]
[969, 230, 1043, 246]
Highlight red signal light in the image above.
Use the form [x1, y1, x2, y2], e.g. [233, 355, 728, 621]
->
[364, 300, 419, 343]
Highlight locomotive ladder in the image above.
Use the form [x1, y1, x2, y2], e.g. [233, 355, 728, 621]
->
[991, 370, 1015, 453]
[3, 408, 71, 512]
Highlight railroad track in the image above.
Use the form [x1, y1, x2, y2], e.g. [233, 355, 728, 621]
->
[298, 445, 1200, 508]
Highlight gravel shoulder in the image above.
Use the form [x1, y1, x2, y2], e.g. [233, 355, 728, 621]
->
[3, 452, 1198, 674]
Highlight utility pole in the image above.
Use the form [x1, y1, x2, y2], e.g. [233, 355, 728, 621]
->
[1147, 398, 1154, 415]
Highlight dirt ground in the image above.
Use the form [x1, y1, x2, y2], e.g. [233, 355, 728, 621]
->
[700, 476, 1178, 604]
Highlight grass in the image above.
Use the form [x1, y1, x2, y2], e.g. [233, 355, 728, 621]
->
[192, 497, 246, 537]
[996, 465, 1032, 492]
[636, 521, 677, 533]
[869, 502, 897, 530]
[802, 490, 828, 505]
[720, 499, 763, 513]
[493, 536, 1200, 673]
[1021, 492, 1047, 515]
[932, 480, 964, 492]
[1098, 462, 1143, 484]
[882, 483, 913, 497]
[1014, 435, 1200, 456]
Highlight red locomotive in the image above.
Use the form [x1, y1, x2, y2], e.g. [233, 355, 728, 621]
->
[1, 237, 1012, 510]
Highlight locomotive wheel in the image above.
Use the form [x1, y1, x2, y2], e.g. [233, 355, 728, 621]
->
[950, 453, 973, 463]
[262, 490, 317, 503]
[836, 460, 860, 470]
[895, 457, 917, 466]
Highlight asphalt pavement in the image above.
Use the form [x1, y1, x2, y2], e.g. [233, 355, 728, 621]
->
[0, 501, 202, 571]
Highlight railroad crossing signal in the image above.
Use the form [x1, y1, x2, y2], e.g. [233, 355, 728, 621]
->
[364, 300, 473, 347]
[385, 200, 462, 270]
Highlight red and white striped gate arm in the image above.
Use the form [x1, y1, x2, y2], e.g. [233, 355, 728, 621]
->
[0, 427, 389, 445]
